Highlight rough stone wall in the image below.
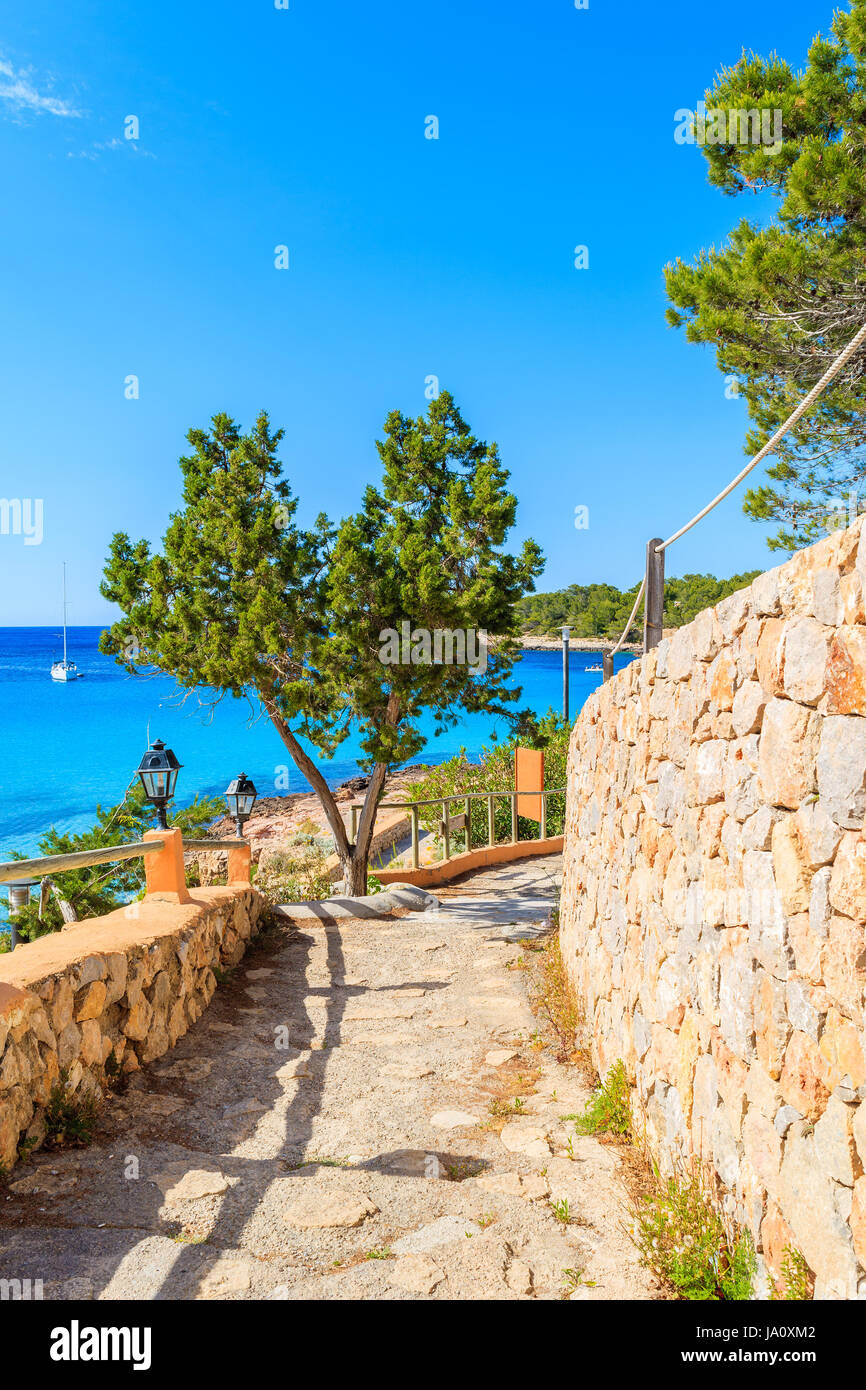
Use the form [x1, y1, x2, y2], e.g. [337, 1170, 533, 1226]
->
[0, 885, 262, 1170]
[559, 517, 866, 1298]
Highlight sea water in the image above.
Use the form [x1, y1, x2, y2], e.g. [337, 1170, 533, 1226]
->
[0, 627, 634, 863]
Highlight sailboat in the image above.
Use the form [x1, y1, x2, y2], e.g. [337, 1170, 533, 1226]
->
[50, 563, 81, 682]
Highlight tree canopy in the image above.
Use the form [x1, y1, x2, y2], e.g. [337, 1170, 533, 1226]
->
[100, 396, 543, 891]
[516, 572, 761, 640]
[665, 0, 866, 551]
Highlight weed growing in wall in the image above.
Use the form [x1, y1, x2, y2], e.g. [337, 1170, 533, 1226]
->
[569, 1061, 631, 1138]
[631, 1168, 756, 1300]
[44, 1071, 99, 1149]
[774, 1246, 813, 1301]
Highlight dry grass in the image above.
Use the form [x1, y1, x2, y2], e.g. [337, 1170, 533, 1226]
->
[522, 934, 591, 1072]
[472, 1059, 540, 1133]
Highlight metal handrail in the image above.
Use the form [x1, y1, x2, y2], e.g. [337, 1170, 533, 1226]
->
[350, 787, 566, 870]
[376, 787, 566, 810]
[0, 839, 166, 886]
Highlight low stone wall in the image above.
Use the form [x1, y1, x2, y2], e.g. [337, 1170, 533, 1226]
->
[559, 517, 866, 1298]
[0, 885, 263, 1170]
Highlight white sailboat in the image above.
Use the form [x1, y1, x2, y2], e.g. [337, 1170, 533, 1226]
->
[50, 563, 80, 681]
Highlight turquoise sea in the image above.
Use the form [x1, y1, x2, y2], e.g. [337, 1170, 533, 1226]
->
[0, 627, 635, 864]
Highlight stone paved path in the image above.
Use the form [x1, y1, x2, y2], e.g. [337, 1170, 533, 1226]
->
[0, 855, 656, 1301]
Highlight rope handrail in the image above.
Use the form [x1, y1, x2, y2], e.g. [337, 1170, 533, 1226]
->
[597, 322, 866, 680]
[609, 577, 646, 657]
[656, 322, 866, 553]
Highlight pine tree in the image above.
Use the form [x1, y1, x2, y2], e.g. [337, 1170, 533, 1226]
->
[100, 398, 543, 894]
[665, 0, 866, 550]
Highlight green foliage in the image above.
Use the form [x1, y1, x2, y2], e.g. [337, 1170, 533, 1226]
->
[720, 1230, 759, 1301]
[775, 1245, 813, 1300]
[571, 1061, 631, 1138]
[665, 1, 866, 551]
[253, 842, 334, 907]
[5, 783, 223, 943]
[100, 399, 543, 885]
[44, 1072, 99, 1149]
[633, 1173, 756, 1300]
[407, 708, 568, 846]
[516, 572, 760, 640]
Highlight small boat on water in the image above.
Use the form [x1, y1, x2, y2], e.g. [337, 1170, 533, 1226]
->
[586, 663, 603, 672]
[50, 563, 81, 682]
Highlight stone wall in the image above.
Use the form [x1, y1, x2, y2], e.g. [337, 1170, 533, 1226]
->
[0, 885, 263, 1170]
[559, 517, 866, 1298]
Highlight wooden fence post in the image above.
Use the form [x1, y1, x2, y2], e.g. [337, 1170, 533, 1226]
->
[603, 650, 614, 683]
[643, 537, 665, 653]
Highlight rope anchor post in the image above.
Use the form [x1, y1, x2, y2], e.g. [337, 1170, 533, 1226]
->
[643, 537, 665, 654]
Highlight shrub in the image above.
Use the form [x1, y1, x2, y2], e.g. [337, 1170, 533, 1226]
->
[572, 1061, 631, 1138]
[44, 1073, 99, 1149]
[407, 708, 569, 848]
[631, 1169, 756, 1301]
[253, 842, 333, 906]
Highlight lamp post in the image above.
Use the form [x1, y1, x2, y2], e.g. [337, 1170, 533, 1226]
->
[136, 739, 182, 829]
[561, 626, 571, 723]
[224, 773, 258, 837]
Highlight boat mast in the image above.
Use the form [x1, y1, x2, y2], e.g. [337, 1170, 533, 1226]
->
[62, 562, 68, 665]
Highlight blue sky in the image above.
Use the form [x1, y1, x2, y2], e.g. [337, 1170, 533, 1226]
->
[0, 0, 831, 624]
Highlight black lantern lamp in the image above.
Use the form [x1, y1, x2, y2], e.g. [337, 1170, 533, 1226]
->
[136, 739, 182, 828]
[225, 772, 257, 836]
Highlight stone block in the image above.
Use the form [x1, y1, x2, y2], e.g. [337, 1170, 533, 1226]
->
[758, 699, 817, 809]
[782, 618, 830, 705]
[829, 833, 866, 923]
[754, 970, 790, 1081]
[817, 715, 866, 828]
[779, 1030, 830, 1120]
[778, 1127, 859, 1298]
[826, 626, 866, 716]
[770, 815, 811, 915]
[756, 618, 786, 694]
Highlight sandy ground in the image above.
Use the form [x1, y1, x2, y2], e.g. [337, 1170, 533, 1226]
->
[0, 855, 657, 1301]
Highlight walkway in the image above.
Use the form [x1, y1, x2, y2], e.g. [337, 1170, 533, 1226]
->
[0, 856, 655, 1300]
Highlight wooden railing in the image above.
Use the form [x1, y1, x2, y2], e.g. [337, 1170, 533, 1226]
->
[350, 787, 566, 870]
[0, 835, 248, 887]
[0, 839, 167, 886]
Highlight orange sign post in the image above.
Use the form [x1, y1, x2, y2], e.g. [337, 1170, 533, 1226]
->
[514, 747, 544, 823]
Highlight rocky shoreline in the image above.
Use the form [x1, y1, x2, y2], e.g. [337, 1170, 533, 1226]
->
[195, 763, 436, 869]
[517, 633, 641, 653]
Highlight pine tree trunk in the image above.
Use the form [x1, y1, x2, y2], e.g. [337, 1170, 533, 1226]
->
[340, 852, 368, 896]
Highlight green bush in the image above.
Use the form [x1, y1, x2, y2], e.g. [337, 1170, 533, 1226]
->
[4, 784, 225, 945]
[407, 708, 569, 847]
[571, 1061, 631, 1138]
[253, 840, 333, 906]
[44, 1072, 99, 1149]
[632, 1172, 756, 1301]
